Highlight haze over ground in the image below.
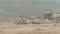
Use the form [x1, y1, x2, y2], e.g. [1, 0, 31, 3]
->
[0, 0, 59, 19]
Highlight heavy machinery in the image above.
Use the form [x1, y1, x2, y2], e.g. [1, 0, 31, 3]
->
[16, 16, 33, 25]
[16, 17, 28, 25]
[31, 18, 42, 24]
[15, 13, 43, 25]
[16, 16, 42, 25]
[44, 10, 52, 20]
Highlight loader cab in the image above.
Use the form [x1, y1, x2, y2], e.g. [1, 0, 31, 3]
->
[44, 10, 52, 20]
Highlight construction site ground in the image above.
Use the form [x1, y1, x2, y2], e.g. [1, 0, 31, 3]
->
[0, 22, 60, 34]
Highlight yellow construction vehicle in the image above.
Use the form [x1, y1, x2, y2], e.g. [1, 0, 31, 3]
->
[16, 16, 42, 24]
[21, 18, 27, 24]
[16, 17, 27, 24]
[32, 18, 41, 24]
